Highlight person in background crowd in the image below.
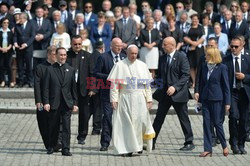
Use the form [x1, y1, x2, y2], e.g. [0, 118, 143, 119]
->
[68, 0, 80, 21]
[229, 1, 240, 18]
[58, 0, 73, 32]
[162, 4, 175, 25]
[241, 1, 250, 26]
[176, 11, 190, 35]
[201, 13, 214, 47]
[69, 13, 85, 36]
[24, 1, 34, 20]
[184, 14, 205, 88]
[50, 23, 71, 50]
[129, 3, 141, 25]
[80, 29, 93, 53]
[14, 12, 35, 88]
[222, 10, 234, 36]
[106, 16, 116, 33]
[184, 0, 197, 24]
[84, 2, 97, 29]
[214, 4, 227, 24]
[90, 11, 112, 53]
[0, 18, 13, 87]
[0, 2, 14, 29]
[175, 2, 184, 22]
[43, 0, 56, 20]
[51, 10, 64, 34]
[34, 46, 57, 151]
[41, 4, 49, 19]
[138, 0, 151, 21]
[113, 6, 122, 20]
[204, 1, 218, 25]
[102, 0, 112, 13]
[139, 17, 160, 78]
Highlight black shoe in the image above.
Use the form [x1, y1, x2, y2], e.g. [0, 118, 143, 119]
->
[78, 139, 85, 145]
[54, 144, 62, 152]
[47, 147, 54, 154]
[179, 144, 195, 151]
[246, 133, 250, 142]
[152, 143, 155, 150]
[216, 138, 220, 144]
[239, 147, 247, 154]
[91, 130, 101, 135]
[28, 83, 33, 88]
[231, 146, 241, 154]
[100, 146, 108, 151]
[138, 150, 143, 154]
[121, 153, 133, 157]
[17, 83, 24, 88]
[212, 139, 217, 147]
[62, 150, 72, 156]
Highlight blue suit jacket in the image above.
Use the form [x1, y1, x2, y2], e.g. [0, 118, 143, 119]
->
[199, 63, 230, 105]
[90, 23, 112, 52]
[84, 13, 98, 29]
[94, 51, 126, 101]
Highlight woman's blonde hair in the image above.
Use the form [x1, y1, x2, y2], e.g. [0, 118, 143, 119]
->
[56, 23, 66, 33]
[206, 47, 222, 64]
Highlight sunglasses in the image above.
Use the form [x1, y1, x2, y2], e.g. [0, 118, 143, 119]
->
[207, 45, 214, 48]
[230, 45, 239, 49]
[85, 6, 92, 8]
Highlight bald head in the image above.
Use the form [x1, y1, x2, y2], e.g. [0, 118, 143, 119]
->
[162, 37, 176, 54]
[111, 38, 122, 55]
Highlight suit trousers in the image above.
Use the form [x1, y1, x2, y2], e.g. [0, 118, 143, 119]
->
[100, 100, 113, 147]
[153, 95, 194, 145]
[0, 52, 12, 83]
[16, 49, 33, 84]
[210, 107, 225, 141]
[89, 93, 102, 132]
[229, 89, 249, 148]
[202, 100, 227, 152]
[77, 95, 90, 141]
[36, 108, 49, 149]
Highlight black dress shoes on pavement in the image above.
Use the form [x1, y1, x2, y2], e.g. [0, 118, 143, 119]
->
[78, 139, 85, 145]
[54, 144, 62, 152]
[179, 144, 195, 151]
[62, 150, 72, 156]
[239, 147, 247, 154]
[121, 153, 133, 157]
[231, 146, 241, 154]
[100, 147, 108, 151]
[91, 130, 101, 135]
[47, 147, 54, 154]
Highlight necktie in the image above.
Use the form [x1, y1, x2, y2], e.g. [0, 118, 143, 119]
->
[165, 54, 170, 74]
[149, 30, 151, 44]
[123, 19, 126, 25]
[236, 23, 239, 30]
[115, 55, 119, 63]
[22, 24, 25, 31]
[226, 21, 229, 31]
[235, 57, 241, 90]
[77, 25, 81, 35]
[38, 19, 41, 28]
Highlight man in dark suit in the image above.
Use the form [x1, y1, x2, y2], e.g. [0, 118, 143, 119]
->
[113, 7, 137, 50]
[84, 2, 98, 29]
[43, 47, 78, 156]
[223, 36, 250, 154]
[94, 38, 126, 151]
[222, 10, 234, 36]
[68, 0, 81, 21]
[89, 41, 105, 135]
[66, 35, 95, 145]
[152, 37, 195, 151]
[51, 10, 66, 34]
[34, 46, 57, 150]
[44, 0, 57, 20]
[241, 1, 250, 26]
[229, 11, 249, 49]
[59, 0, 73, 32]
[14, 12, 35, 87]
[204, 1, 218, 25]
[32, 6, 52, 68]
[69, 13, 85, 36]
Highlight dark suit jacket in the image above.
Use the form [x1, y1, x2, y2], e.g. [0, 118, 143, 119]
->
[221, 20, 234, 35]
[198, 63, 230, 105]
[176, 21, 191, 33]
[34, 61, 51, 104]
[113, 18, 137, 45]
[13, 21, 36, 51]
[223, 53, 250, 100]
[66, 49, 95, 97]
[68, 9, 81, 21]
[94, 51, 126, 101]
[61, 11, 73, 33]
[90, 23, 112, 52]
[0, 30, 13, 54]
[229, 21, 249, 46]
[69, 23, 86, 36]
[51, 21, 67, 34]
[139, 28, 160, 47]
[32, 18, 52, 50]
[84, 12, 98, 28]
[43, 63, 78, 110]
[157, 51, 190, 102]
[162, 26, 184, 44]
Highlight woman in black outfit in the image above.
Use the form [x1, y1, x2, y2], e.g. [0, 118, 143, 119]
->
[0, 18, 13, 87]
[184, 14, 205, 88]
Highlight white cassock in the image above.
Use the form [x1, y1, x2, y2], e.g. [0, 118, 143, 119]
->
[107, 58, 155, 154]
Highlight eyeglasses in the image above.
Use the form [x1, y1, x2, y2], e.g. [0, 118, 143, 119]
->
[3, 22, 9, 24]
[85, 6, 92, 8]
[70, 6, 76, 8]
[141, 5, 147, 7]
[176, 6, 182, 9]
[230, 45, 239, 49]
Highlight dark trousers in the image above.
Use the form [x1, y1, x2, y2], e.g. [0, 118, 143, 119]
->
[16, 49, 33, 84]
[48, 100, 72, 151]
[211, 107, 225, 142]
[153, 95, 194, 145]
[77, 95, 90, 140]
[100, 100, 113, 147]
[89, 93, 102, 132]
[202, 100, 227, 152]
[37, 108, 49, 149]
[0, 52, 12, 83]
[229, 89, 249, 148]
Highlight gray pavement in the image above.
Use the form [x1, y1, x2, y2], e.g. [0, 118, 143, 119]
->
[0, 113, 249, 166]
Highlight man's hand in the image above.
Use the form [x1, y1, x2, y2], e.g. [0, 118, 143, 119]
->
[225, 105, 230, 112]
[122, 43, 127, 49]
[88, 91, 96, 97]
[36, 103, 42, 109]
[235, 72, 245, 80]
[147, 102, 152, 110]
[111, 102, 118, 110]
[19, 43, 28, 50]
[14, 43, 20, 48]
[194, 93, 199, 101]
[44, 104, 50, 112]
[166, 86, 176, 96]
[73, 105, 78, 112]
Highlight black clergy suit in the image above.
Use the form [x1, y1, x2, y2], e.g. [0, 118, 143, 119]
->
[43, 62, 77, 152]
[66, 49, 95, 142]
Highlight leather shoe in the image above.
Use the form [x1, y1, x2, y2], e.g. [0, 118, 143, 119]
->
[179, 144, 195, 151]
[121, 153, 132, 157]
[152, 143, 155, 150]
[212, 139, 217, 147]
[47, 147, 54, 154]
[239, 147, 247, 154]
[78, 139, 85, 145]
[91, 130, 101, 135]
[100, 147, 108, 151]
[231, 146, 241, 154]
[246, 133, 250, 142]
[54, 144, 62, 152]
[62, 150, 72, 156]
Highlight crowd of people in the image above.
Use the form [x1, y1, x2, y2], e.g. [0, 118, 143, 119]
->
[1, 0, 250, 158]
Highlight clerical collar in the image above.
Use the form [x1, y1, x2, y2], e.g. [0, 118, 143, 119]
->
[47, 60, 53, 65]
[57, 62, 64, 66]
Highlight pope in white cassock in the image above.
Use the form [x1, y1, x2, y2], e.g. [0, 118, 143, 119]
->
[107, 44, 155, 156]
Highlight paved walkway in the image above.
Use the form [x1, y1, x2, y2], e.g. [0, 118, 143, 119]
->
[0, 114, 249, 166]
